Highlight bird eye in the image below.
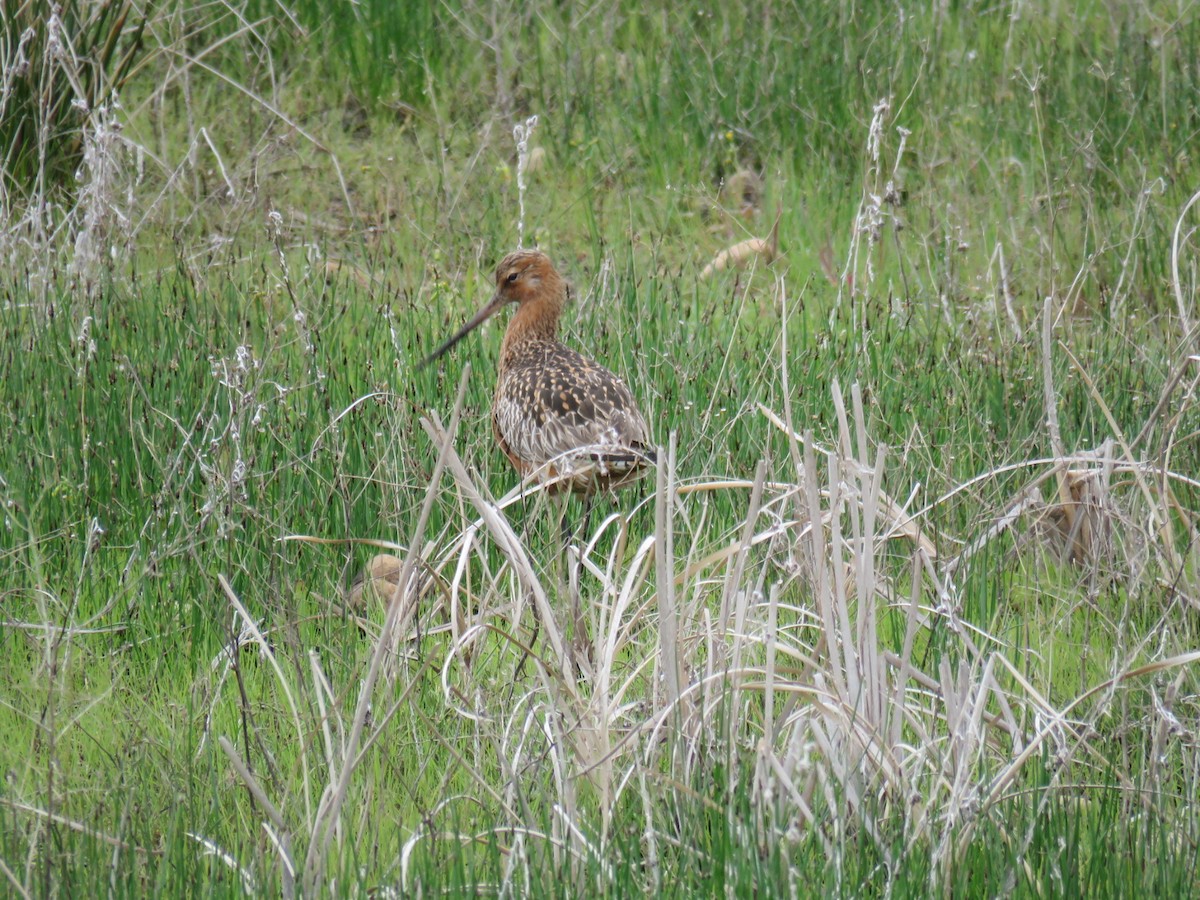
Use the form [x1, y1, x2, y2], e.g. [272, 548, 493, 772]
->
[506, 272, 519, 284]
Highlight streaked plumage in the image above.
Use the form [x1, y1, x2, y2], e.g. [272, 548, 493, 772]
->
[424, 249, 654, 492]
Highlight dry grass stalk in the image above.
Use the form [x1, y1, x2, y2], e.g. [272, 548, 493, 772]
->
[301, 366, 473, 894]
[1171, 186, 1200, 333]
[224, 358, 1194, 895]
[266, 293, 1195, 894]
[700, 206, 781, 278]
[1040, 464, 1114, 565]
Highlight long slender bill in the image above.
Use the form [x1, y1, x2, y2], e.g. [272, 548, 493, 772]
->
[420, 291, 505, 368]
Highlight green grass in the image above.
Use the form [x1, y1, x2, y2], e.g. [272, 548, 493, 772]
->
[0, 0, 148, 200]
[3, 0, 1200, 895]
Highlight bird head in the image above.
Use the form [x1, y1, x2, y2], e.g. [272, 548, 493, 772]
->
[422, 249, 564, 366]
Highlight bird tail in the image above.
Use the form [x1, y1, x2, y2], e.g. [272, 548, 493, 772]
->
[583, 442, 657, 468]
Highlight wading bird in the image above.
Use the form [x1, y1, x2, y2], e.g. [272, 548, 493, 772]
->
[423, 249, 655, 508]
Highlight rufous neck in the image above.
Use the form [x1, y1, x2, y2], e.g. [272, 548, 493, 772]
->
[500, 292, 565, 364]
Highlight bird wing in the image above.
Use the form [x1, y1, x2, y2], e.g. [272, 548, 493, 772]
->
[494, 344, 651, 470]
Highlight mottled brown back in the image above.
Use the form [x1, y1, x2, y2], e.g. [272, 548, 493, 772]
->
[494, 339, 653, 490]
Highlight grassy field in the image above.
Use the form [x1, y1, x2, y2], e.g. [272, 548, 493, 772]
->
[3, 0, 1200, 895]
